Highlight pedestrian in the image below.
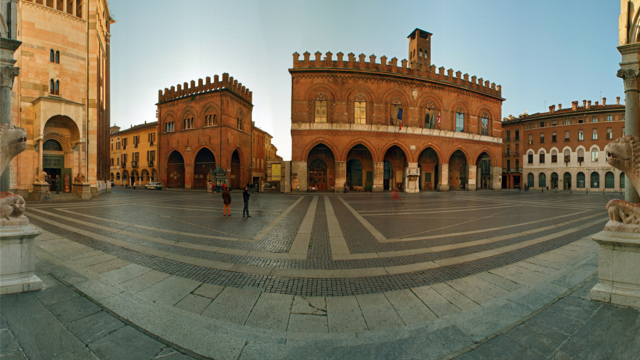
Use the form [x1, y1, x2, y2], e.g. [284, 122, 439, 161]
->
[221, 182, 226, 192]
[222, 186, 231, 216]
[344, 182, 348, 193]
[243, 186, 251, 218]
[391, 187, 403, 210]
[251, 182, 255, 193]
[55, 175, 61, 194]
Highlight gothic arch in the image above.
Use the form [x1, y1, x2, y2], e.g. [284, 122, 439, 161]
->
[199, 103, 220, 127]
[163, 148, 185, 164]
[414, 143, 444, 163]
[306, 85, 337, 123]
[476, 106, 495, 135]
[302, 138, 340, 162]
[473, 148, 498, 165]
[446, 146, 472, 164]
[379, 140, 412, 163]
[345, 86, 375, 124]
[341, 138, 378, 162]
[42, 132, 73, 152]
[189, 145, 217, 165]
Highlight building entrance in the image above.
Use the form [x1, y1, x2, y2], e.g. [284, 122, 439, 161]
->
[194, 148, 216, 188]
[308, 159, 327, 191]
[166, 151, 185, 188]
[230, 150, 241, 189]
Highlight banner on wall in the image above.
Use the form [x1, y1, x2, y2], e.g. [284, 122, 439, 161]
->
[272, 164, 281, 181]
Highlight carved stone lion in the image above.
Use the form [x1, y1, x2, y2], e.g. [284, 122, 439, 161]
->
[0, 124, 28, 226]
[34, 171, 48, 184]
[74, 173, 86, 184]
[604, 135, 640, 232]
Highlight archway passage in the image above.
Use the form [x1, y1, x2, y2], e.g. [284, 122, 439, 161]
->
[307, 144, 336, 191]
[110, 173, 114, 182]
[577, 172, 585, 188]
[476, 152, 491, 189]
[449, 150, 467, 190]
[551, 172, 558, 190]
[230, 150, 241, 189]
[605, 172, 615, 189]
[167, 151, 185, 188]
[131, 170, 139, 186]
[42, 139, 64, 191]
[141, 169, 150, 184]
[539, 173, 546, 188]
[564, 172, 572, 190]
[383, 145, 407, 191]
[591, 172, 600, 189]
[194, 148, 216, 189]
[43, 115, 80, 192]
[151, 169, 157, 182]
[346, 144, 374, 190]
[417, 148, 438, 191]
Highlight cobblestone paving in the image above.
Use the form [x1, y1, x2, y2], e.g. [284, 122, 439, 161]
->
[27, 188, 618, 296]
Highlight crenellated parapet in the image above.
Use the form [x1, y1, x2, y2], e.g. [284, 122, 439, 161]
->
[290, 51, 502, 99]
[158, 73, 252, 104]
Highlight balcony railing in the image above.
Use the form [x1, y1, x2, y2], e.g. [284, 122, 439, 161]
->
[134, 143, 138, 148]
[122, 163, 127, 168]
[131, 161, 138, 168]
[513, 151, 520, 157]
[148, 161, 154, 167]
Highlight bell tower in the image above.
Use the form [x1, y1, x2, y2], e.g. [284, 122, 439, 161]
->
[408, 28, 432, 69]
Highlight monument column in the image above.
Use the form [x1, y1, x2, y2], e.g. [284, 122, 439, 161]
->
[0, 39, 21, 192]
[617, 43, 640, 203]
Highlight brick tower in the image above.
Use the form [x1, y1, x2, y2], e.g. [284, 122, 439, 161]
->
[408, 28, 432, 69]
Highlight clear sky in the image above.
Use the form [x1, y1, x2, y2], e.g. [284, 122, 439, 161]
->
[109, 0, 621, 160]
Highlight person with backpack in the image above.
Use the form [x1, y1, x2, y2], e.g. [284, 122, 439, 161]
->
[222, 186, 231, 216]
[243, 186, 251, 218]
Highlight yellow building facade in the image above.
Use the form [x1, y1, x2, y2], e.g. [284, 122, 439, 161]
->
[110, 122, 157, 186]
[9, 0, 114, 197]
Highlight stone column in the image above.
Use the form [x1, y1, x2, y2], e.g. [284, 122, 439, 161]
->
[0, 39, 21, 192]
[477, 166, 482, 189]
[617, 43, 640, 203]
[334, 161, 346, 193]
[467, 164, 477, 191]
[491, 166, 502, 190]
[291, 161, 307, 192]
[438, 163, 449, 191]
[373, 162, 384, 192]
[184, 164, 193, 189]
[404, 162, 420, 193]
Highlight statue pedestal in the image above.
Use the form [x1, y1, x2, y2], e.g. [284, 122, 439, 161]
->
[72, 183, 92, 200]
[0, 225, 42, 295]
[591, 231, 640, 308]
[404, 164, 420, 194]
[31, 183, 49, 200]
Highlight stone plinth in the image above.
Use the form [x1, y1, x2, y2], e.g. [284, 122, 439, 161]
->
[72, 183, 92, 200]
[0, 225, 42, 294]
[31, 183, 49, 200]
[591, 231, 640, 308]
[404, 163, 420, 193]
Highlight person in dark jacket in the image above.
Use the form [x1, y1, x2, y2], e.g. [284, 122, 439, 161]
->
[55, 175, 61, 194]
[242, 186, 251, 217]
[222, 187, 231, 216]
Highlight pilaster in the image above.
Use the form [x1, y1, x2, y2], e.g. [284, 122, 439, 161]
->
[373, 162, 384, 192]
[467, 165, 477, 191]
[438, 164, 449, 191]
[334, 161, 346, 193]
[491, 166, 502, 190]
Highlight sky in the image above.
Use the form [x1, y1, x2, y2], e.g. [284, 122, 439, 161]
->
[109, 0, 622, 160]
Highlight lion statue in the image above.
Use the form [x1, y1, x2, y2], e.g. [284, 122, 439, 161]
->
[74, 173, 86, 184]
[0, 124, 29, 226]
[34, 171, 48, 184]
[604, 135, 640, 232]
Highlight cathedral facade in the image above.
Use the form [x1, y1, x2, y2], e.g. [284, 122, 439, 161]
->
[290, 29, 504, 192]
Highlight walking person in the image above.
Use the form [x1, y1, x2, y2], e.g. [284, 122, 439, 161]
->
[222, 186, 231, 216]
[55, 175, 61, 194]
[391, 187, 403, 210]
[243, 186, 251, 218]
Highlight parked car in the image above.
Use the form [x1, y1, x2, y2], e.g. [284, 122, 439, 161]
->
[145, 182, 163, 190]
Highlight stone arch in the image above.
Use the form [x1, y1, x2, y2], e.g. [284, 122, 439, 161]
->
[162, 111, 177, 132]
[417, 94, 443, 129]
[448, 149, 468, 190]
[341, 138, 378, 162]
[141, 169, 150, 183]
[42, 132, 73, 152]
[178, 106, 197, 131]
[193, 147, 216, 189]
[382, 90, 410, 126]
[166, 150, 185, 188]
[538, 148, 547, 154]
[230, 148, 243, 188]
[307, 142, 337, 191]
[449, 99, 472, 132]
[414, 143, 444, 163]
[473, 148, 498, 166]
[302, 138, 340, 163]
[378, 140, 411, 163]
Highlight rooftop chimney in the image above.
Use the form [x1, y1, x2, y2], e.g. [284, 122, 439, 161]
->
[603, 97, 606, 105]
[572, 101, 578, 110]
[558, 104, 562, 110]
[595, 101, 599, 106]
[617, 96, 620, 105]
[587, 100, 591, 109]
[549, 105, 556, 113]
[583, 100, 587, 108]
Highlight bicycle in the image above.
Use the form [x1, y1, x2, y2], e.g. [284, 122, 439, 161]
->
[35, 190, 53, 203]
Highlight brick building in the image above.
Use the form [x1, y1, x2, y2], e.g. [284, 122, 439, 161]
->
[109, 122, 157, 186]
[290, 29, 504, 192]
[7, 0, 113, 198]
[251, 126, 277, 186]
[501, 98, 626, 191]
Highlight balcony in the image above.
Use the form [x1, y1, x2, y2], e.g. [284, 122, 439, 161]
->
[513, 151, 520, 157]
[122, 163, 127, 168]
[148, 161, 154, 167]
[150, 141, 154, 146]
[131, 161, 138, 168]
[134, 143, 138, 148]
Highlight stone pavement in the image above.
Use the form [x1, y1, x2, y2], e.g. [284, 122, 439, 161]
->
[2, 189, 639, 359]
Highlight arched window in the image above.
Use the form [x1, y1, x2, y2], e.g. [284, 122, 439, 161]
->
[390, 97, 402, 126]
[425, 101, 437, 129]
[50, 79, 55, 94]
[455, 108, 464, 132]
[419, 48, 423, 57]
[591, 148, 599, 162]
[315, 93, 327, 123]
[539, 150, 545, 164]
[237, 110, 243, 130]
[564, 149, 570, 163]
[577, 172, 585, 188]
[481, 114, 489, 135]
[591, 172, 600, 188]
[527, 173, 534, 188]
[55, 50, 60, 64]
[55, 80, 59, 95]
[539, 173, 546, 188]
[577, 148, 585, 163]
[50, 50, 54, 62]
[354, 94, 366, 124]
[551, 150, 557, 163]
[605, 172, 615, 189]
[116, 173, 120, 180]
